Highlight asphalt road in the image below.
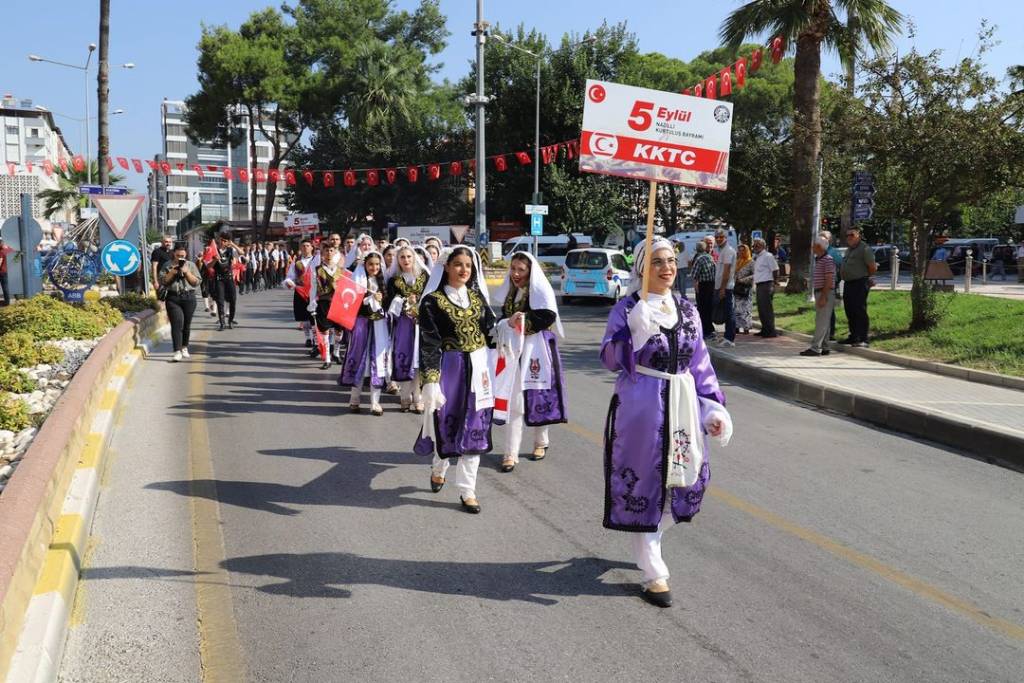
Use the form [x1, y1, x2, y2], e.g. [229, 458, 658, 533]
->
[59, 289, 1024, 682]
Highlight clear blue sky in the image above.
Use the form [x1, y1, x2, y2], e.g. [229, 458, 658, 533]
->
[3, 0, 1021, 194]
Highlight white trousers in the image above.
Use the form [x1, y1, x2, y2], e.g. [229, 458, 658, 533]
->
[349, 384, 382, 408]
[630, 511, 675, 587]
[399, 380, 422, 404]
[505, 415, 549, 463]
[431, 453, 480, 499]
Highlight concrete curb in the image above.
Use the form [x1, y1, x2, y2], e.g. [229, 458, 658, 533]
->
[0, 310, 167, 682]
[709, 347, 1024, 471]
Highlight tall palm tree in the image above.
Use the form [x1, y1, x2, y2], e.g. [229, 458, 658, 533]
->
[97, 0, 111, 186]
[348, 42, 417, 141]
[721, 0, 902, 292]
[37, 162, 126, 222]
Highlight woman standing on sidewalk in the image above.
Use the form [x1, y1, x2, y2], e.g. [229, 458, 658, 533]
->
[600, 238, 732, 607]
[159, 245, 201, 362]
[491, 252, 568, 473]
[415, 246, 495, 514]
[339, 251, 390, 415]
[733, 244, 754, 334]
[386, 245, 429, 413]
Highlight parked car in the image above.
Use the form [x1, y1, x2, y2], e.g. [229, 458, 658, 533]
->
[502, 234, 594, 269]
[929, 239, 997, 275]
[560, 248, 631, 304]
[990, 245, 1019, 274]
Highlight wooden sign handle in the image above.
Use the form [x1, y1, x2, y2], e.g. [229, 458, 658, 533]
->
[640, 180, 658, 299]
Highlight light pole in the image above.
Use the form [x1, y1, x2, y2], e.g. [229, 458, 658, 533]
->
[36, 106, 124, 157]
[469, 0, 489, 244]
[28, 50, 134, 184]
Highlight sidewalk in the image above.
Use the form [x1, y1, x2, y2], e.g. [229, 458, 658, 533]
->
[708, 333, 1024, 469]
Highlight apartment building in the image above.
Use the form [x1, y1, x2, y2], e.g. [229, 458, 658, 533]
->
[0, 94, 73, 225]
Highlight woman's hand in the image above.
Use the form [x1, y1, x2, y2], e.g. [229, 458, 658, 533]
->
[509, 311, 525, 331]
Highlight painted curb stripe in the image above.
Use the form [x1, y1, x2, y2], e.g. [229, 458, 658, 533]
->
[77, 434, 103, 470]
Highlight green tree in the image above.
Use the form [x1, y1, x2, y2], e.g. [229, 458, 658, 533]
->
[38, 163, 125, 221]
[721, 0, 902, 292]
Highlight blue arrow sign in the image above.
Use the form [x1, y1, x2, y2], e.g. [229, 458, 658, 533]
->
[100, 239, 142, 276]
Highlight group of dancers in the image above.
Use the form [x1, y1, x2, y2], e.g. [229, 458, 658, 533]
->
[286, 233, 732, 608]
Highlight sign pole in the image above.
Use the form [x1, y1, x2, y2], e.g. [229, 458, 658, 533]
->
[641, 180, 658, 298]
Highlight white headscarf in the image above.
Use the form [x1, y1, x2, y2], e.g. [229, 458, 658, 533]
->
[393, 237, 412, 250]
[344, 233, 375, 269]
[386, 245, 429, 282]
[492, 252, 564, 338]
[421, 246, 490, 305]
[413, 246, 432, 270]
[352, 249, 385, 293]
[627, 237, 676, 296]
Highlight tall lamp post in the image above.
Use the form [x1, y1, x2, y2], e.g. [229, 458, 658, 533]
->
[28, 50, 135, 183]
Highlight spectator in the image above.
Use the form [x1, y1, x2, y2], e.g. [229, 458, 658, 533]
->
[0, 237, 15, 306]
[673, 241, 688, 299]
[713, 228, 736, 348]
[840, 227, 877, 347]
[1017, 243, 1024, 283]
[343, 235, 355, 254]
[801, 236, 836, 357]
[752, 238, 779, 337]
[820, 230, 843, 340]
[567, 233, 578, 252]
[733, 244, 754, 334]
[150, 235, 174, 292]
[773, 235, 788, 277]
[704, 236, 717, 263]
[159, 244, 200, 362]
[691, 240, 716, 339]
[991, 250, 1006, 281]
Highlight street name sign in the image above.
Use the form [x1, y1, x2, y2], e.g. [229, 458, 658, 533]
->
[524, 204, 548, 215]
[80, 185, 130, 195]
[580, 79, 734, 190]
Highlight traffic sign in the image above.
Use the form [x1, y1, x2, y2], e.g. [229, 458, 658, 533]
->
[524, 204, 549, 216]
[530, 213, 544, 236]
[751, 230, 763, 241]
[853, 207, 874, 221]
[100, 239, 142, 276]
[93, 194, 146, 240]
[80, 185, 130, 195]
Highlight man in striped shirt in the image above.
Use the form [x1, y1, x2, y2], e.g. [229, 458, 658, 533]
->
[801, 236, 835, 357]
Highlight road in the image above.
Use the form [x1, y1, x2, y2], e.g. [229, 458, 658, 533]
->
[58, 290, 1024, 682]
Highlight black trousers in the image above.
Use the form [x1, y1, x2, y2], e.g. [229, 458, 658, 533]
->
[215, 277, 237, 323]
[843, 277, 870, 342]
[755, 281, 776, 335]
[165, 294, 197, 351]
[0, 272, 9, 305]
[695, 283, 715, 338]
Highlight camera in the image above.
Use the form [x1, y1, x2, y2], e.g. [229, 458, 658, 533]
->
[177, 258, 186, 268]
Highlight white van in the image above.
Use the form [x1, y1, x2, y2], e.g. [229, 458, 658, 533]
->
[502, 234, 594, 269]
[665, 227, 738, 266]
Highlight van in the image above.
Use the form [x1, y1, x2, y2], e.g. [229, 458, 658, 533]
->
[502, 234, 594, 269]
[665, 228, 738, 266]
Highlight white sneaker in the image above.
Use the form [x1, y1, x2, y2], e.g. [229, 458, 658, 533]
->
[172, 351, 183, 362]
[181, 347, 190, 358]
[720, 340, 736, 348]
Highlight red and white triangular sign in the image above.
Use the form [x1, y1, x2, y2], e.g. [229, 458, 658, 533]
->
[450, 224, 470, 243]
[93, 195, 146, 239]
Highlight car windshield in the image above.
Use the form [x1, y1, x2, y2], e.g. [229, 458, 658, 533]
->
[566, 251, 608, 270]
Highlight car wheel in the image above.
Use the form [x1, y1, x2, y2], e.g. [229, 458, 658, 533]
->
[611, 286, 622, 303]
[560, 295, 573, 306]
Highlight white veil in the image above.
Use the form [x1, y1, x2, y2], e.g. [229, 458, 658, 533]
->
[386, 245, 429, 282]
[491, 252, 564, 338]
[344, 232, 374, 269]
[421, 246, 490, 305]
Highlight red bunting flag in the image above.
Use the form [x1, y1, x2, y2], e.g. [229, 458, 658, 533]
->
[107, 157, 114, 171]
[385, 168, 397, 184]
[255, 168, 266, 183]
[683, 88, 693, 96]
[327, 270, 367, 331]
[176, 163, 186, 172]
[344, 171, 358, 187]
[494, 156, 508, 172]
[238, 168, 250, 183]
[566, 140, 579, 159]
[43, 159, 53, 176]
[367, 169, 380, 186]
[285, 169, 297, 186]
[59, 158, 68, 172]
[269, 168, 280, 183]
[407, 166, 419, 183]
[132, 159, 143, 173]
[705, 74, 717, 100]
[735, 57, 747, 87]
[302, 170, 314, 185]
[117, 157, 129, 170]
[193, 164, 205, 179]
[771, 36, 784, 64]
[719, 67, 733, 96]
[223, 167, 234, 180]
[160, 161, 172, 175]
[693, 82, 704, 98]
[449, 161, 463, 176]
[515, 151, 531, 166]
[7, 163, 15, 176]
[751, 48, 763, 72]
[25, 161, 34, 173]
[323, 171, 336, 187]
[148, 160, 159, 170]
[72, 155, 85, 172]
[541, 146, 553, 164]
[427, 163, 441, 180]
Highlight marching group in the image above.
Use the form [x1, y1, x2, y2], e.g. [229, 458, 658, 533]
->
[277, 231, 732, 608]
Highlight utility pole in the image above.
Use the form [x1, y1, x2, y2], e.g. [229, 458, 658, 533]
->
[472, 0, 488, 243]
[97, 0, 111, 186]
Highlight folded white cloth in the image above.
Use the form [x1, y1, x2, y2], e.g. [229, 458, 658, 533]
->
[637, 365, 703, 488]
[469, 346, 494, 411]
[388, 295, 406, 318]
[700, 398, 733, 447]
[421, 382, 446, 413]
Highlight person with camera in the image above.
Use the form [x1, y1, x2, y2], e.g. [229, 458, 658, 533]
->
[159, 245, 201, 362]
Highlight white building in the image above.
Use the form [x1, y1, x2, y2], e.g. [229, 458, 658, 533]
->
[0, 94, 74, 226]
[159, 99, 289, 233]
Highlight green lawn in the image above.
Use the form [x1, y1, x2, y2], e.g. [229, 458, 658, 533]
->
[769, 291, 1024, 378]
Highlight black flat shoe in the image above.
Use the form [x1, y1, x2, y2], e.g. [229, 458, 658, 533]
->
[228, 320, 236, 329]
[799, 349, 821, 357]
[460, 496, 481, 514]
[641, 587, 673, 608]
[321, 362, 331, 370]
[305, 339, 313, 348]
[218, 320, 224, 331]
[308, 348, 319, 358]
[430, 476, 445, 493]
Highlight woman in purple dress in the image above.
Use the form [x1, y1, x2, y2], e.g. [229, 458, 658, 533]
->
[339, 251, 390, 415]
[491, 252, 568, 472]
[416, 247, 495, 514]
[600, 238, 733, 608]
[386, 245, 429, 413]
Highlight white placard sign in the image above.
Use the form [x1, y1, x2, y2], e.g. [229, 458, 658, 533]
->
[284, 212, 319, 235]
[580, 79, 734, 190]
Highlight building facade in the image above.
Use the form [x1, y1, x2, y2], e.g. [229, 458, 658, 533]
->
[0, 94, 73, 226]
[159, 100, 289, 234]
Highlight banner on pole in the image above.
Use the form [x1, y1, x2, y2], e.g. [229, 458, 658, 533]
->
[580, 80, 733, 190]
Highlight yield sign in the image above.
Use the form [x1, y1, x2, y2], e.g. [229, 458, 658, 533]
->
[92, 195, 146, 239]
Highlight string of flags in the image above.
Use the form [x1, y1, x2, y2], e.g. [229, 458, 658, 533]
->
[682, 36, 785, 99]
[5, 139, 581, 189]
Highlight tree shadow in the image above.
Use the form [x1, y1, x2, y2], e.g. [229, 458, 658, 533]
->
[221, 552, 635, 605]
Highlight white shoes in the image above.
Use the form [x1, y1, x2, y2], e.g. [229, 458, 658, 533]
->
[181, 347, 190, 358]
[720, 340, 736, 348]
[172, 350, 183, 362]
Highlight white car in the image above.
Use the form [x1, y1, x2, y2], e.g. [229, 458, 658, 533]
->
[560, 248, 632, 303]
[502, 234, 593, 269]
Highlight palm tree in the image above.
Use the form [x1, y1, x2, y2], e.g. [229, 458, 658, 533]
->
[348, 42, 417, 141]
[721, 0, 902, 292]
[97, 0, 111, 186]
[37, 162, 126, 222]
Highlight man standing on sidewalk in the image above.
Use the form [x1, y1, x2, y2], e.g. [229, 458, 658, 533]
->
[714, 228, 736, 347]
[691, 241, 716, 339]
[801, 236, 836, 357]
[841, 227, 876, 347]
[752, 238, 779, 337]
[150, 235, 174, 293]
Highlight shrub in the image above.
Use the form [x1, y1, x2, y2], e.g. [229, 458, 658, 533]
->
[0, 364, 35, 394]
[0, 296, 110, 340]
[0, 394, 31, 432]
[0, 332, 39, 367]
[101, 293, 159, 314]
[37, 344, 65, 365]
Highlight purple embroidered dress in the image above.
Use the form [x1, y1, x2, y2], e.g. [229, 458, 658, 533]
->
[600, 292, 726, 532]
[338, 292, 387, 389]
[387, 271, 428, 382]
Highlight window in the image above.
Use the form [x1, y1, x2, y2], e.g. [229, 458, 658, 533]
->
[5, 125, 18, 136]
[166, 140, 187, 154]
[165, 123, 186, 137]
[167, 191, 188, 204]
[30, 128, 40, 137]
[537, 243, 568, 257]
[611, 255, 629, 271]
[565, 251, 608, 270]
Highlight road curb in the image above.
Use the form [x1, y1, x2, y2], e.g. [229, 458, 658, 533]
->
[0, 311, 167, 683]
[709, 347, 1024, 471]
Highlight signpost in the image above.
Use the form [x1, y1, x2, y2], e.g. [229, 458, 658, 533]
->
[851, 171, 876, 223]
[751, 229, 763, 242]
[580, 79, 733, 295]
[79, 185, 130, 196]
[524, 204, 548, 215]
[92, 194, 146, 242]
[100, 239, 142, 276]
[530, 214, 544, 237]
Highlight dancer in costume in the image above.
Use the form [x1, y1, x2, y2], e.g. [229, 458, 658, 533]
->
[416, 246, 495, 514]
[339, 251, 390, 415]
[307, 243, 344, 370]
[386, 245, 429, 413]
[600, 238, 732, 608]
[284, 238, 316, 348]
[424, 236, 442, 267]
[491, 252, 568, 472]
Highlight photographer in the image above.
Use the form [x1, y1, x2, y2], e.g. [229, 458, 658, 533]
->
[159, 245, 201, 362]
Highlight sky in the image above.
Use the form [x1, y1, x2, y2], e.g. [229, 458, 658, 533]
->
[3, 0, 1021, 194]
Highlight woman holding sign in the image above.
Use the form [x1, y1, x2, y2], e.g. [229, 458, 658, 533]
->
[338, 251, 390, 415]
[415, 246, 495, 514]
[600, 238, 732, 607]
[491, 252, 568, 473]
[386, 245, 430, 413]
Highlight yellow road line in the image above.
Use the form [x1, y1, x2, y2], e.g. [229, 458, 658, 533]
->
[34, 514, 83, 598]
[561, 422, 1024, 642]
[188, 336, 248, 682]
[77, 433, 103, 469]
[98, 389, 118, 412]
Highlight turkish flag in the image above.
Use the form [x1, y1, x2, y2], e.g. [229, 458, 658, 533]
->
[751, 48, 763, 72]
[132, 159, 143, 173]
[322, 171, 335, 187]
[238, 168, 250, 183]
[73, 155, 86, 172]
[302, 170, 314, 185]
[427, 163, 441, 180]
[285, 169, 297, 185]
[735, 57, 747, 87]
[343, 171, 357, 187]
[385, 168, 398, 184]
[6, 163, 15, 176]
[148, 160, 159, 170]
[515, 151, 531, 165]
[193, 164, 205, 179]
[107, 157, 114, 171]
[255, 167, 266, 183]
[59, 158, 69, 172]
[771, 36, 784, 64]
[43, 159, 54, 176]
[693, 82, 704, 98]
[449, 161, 463, 176]
[494, 156, 508, 172]
[719, 67, 733, 96]
[566, 140, 579, 159]
[407, 166, 419, 183]
[269, 168, 280, 183]
[202, 239, 219, 266]
[176, 163, 186, 172]
[704, 74, 717, 100]
[327, 270, 367, 331]
[160, 161, 172, 175]
[682, 88, 693, 96]
[223, 167, 234, 180]
[117, 157, 130, 170]
[367, 169, 380, 186]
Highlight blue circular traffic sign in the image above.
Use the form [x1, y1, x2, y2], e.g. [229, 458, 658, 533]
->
[100, 240, 141, 276]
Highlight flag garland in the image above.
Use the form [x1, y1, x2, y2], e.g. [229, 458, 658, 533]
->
[682, 36, 785, 100]
[7, 139, 582, 189]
